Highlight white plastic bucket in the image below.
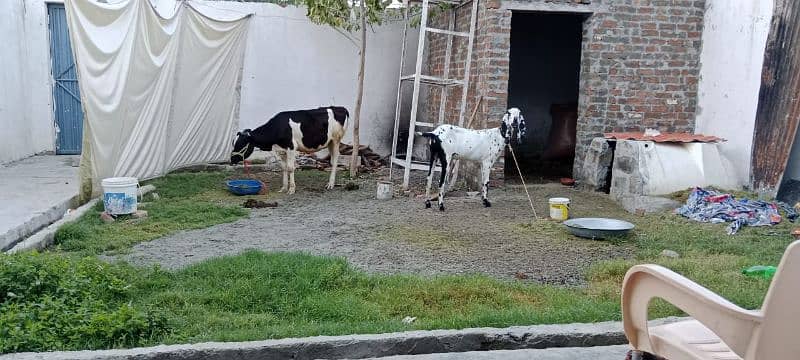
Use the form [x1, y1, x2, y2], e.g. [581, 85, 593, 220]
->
[549, 197, 570, 221]
[101, 177, 139, 215]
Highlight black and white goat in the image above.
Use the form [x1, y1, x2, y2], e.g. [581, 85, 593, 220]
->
[230, 106, 349, 194]
[421, 108, 526, 211]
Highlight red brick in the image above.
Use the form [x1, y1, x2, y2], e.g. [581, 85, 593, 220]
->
[602, 20, 619, 28]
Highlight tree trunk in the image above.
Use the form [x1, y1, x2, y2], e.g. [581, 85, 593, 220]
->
[751, 0, 800, 197]
[350, 1, 366, 177]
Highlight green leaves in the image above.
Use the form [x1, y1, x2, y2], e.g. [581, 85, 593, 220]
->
[0, 253, 169, 353]
[303, 0, 391, 31]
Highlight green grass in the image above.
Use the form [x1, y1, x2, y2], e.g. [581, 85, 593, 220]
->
[584, 212, 791, 315]
[0, 252, 169, 353]
[54, 172, 249, 256]
[132, 250, 620, 344]
[6, 171, 793, 352]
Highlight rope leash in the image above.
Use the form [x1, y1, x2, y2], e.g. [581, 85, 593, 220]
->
[507, 143, 538, 220]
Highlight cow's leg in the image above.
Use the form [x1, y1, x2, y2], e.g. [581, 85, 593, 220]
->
[286, 149, 297, 194]
[437, 153, 453, 211]
[326, 141, 339, 190]
[277, 149, 288, 193]
[480, 159, 493, 207]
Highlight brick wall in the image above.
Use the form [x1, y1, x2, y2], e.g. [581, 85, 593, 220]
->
[426, 0, 510, 130]
[575, 0, 705, 177]
[424, 0, 511, 188]
[423, 0, 706, 187]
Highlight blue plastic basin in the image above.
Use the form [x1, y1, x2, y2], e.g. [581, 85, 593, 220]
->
[226, 179, 262, 196]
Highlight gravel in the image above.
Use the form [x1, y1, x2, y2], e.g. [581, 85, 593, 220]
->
[114, 170, 634, 284]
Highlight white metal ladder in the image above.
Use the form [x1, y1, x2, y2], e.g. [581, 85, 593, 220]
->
[389, 0, 478, 190]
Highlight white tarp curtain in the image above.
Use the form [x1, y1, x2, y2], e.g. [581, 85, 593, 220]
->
[65, 0, 250, 193]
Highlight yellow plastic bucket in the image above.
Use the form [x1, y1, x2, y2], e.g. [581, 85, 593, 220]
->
[549, 197, 570, 221]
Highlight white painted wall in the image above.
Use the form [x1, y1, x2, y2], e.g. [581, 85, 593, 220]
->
[2, 0, 414, 166]
[0, 0, 56, 164]
[695, 0, 773, 188]
[179, 1, 418, 156]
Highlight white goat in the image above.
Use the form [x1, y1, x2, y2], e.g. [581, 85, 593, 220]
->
[421, 108, 526, 211]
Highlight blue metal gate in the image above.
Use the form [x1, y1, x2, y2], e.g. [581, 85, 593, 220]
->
[48, 4, 83, 155]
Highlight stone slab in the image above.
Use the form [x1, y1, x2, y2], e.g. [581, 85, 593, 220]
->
[2, 318, 686, 360]
[7, 184, 156, 253]
[360, 345, 630, 360]
[0, 155, 79, 251]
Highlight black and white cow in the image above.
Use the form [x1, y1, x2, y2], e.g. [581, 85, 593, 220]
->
[230, 106, 349, 194]
[421, 108, 526, 211]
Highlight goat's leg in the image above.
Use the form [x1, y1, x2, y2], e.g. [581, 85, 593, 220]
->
[277, 150, 288, 193]
[286, 149, 297, 194]
[424, 158, 437, 209]
[480, 159, 493, 207]
[437, 154, 453, 211]
[326, 141, 340, 190]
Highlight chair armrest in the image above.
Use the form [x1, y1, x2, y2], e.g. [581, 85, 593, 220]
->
[622, 264, 762, 356]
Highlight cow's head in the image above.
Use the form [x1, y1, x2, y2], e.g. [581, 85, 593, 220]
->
[501, 108, 526, 144]
[230, 129, 255, 165]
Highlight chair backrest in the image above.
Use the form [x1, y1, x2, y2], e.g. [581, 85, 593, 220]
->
[751, 240, 800, 359]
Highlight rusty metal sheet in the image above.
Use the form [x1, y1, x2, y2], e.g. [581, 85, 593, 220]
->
[751, 0, 800, 197]
[604, 132, 724, 143]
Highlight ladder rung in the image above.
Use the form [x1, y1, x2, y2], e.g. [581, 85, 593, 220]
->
[425, 27, 470, 37]
[391, 157, 442, 172]
[414, 122, 436, 128]
[400, 74, 463, 86]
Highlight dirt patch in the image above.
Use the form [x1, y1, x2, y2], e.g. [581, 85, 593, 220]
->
[116, 169, 636, 284]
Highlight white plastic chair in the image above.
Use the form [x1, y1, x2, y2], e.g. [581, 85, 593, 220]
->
[621, 240, 800, 360]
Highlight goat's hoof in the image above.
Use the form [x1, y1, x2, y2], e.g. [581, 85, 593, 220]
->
[439, 204, 445, 212]
[287, 188, 296, 195]
[483, 199, 491, 207]
[278, 188, 287, 193]
[425, 200, 431, 208]
[325, 183, 335, 190]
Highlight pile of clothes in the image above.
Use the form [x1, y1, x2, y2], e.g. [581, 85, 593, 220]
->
[676, 187, 798, 235]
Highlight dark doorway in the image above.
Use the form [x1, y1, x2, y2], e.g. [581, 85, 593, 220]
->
[506, 12, 584, 182]
[778, 123, 800, 205]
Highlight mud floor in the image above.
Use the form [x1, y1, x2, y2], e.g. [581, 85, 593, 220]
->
[118, 169, 636, 284]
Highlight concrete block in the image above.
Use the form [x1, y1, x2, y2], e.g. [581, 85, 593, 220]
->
[660, 250, 680, 258]
[615, 156, 634, 174]
[361, 345, 630, 360]
[611, 140, 739, 198]
[3, 318, 687, 360]
[578, 138, 613, 191]
[611, 176, 629, 199]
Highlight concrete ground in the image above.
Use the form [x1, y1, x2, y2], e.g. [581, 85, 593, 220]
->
[0, 155, 80, 251]
[363, 345, 630, 360]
